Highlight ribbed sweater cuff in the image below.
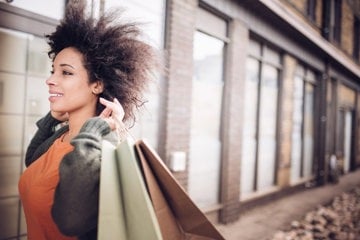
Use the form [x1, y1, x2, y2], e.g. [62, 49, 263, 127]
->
[79, 117, 111, 137]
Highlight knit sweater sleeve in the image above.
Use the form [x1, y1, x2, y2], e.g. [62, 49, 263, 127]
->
[51, 117, 112, 237]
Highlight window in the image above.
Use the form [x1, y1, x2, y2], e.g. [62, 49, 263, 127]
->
[188, 8, 227, 209]
[322, 0, 342, 44]
[0, 27, 52, 240]
[336, 84, 356, 174]
[290, 66, 317, 183]
[104, 0, 166, 148]
[307, 0, 317, 22]
[336, 108, 354, 173]
[353, 16, 360, 61]
[189, 31, 225, 208]
[240, 39, 281, 197]
[7, 0, 65, 20]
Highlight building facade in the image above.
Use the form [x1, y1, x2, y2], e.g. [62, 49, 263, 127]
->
[0, 0, 359, 239]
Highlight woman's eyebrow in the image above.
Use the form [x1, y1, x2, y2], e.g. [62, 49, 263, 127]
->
[59, 63, 75, 69]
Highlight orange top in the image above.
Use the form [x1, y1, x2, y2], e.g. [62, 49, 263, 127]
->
[18, 135, 77, 240]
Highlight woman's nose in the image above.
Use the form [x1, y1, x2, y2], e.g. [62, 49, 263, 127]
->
[46, 75, 57, 86]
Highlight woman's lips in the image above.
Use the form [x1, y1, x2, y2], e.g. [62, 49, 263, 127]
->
[49, 93, 63, 97]
[48, 92, 63, 102]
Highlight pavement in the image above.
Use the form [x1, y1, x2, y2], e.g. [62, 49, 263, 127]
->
[215, 169, 360, 240]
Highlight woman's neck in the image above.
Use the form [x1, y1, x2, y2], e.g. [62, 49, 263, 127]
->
[64, 109, 96, 142]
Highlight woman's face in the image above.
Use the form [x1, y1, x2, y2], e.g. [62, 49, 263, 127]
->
[46, 47, 100, 116]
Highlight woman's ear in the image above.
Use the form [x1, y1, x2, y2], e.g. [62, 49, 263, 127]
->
[92, 81, 104, 95]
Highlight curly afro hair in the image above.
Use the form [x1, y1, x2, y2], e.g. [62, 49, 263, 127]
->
[45, 0, 160, 124]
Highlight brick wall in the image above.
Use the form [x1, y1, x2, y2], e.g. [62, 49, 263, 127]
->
[279, 0, 322, 33]
[219, 19, 248, 224]
[162, 0, 197, 188]
[341, 0, 354, 57]
[315, 0, 323, 29]
[279, 0, 306, 19]
[287, 0, 307, 12]
[277, 55, 297, 188]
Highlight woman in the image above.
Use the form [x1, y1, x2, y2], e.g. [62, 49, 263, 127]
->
[18, 0, 159, 239]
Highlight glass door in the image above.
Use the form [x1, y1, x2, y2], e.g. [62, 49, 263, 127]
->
[188, 31, 225, 208]
[240, 41, 281, 197]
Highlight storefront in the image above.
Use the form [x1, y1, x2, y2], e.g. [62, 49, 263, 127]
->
[0, 0, 359, 238]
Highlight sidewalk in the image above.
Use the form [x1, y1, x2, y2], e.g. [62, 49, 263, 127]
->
[215, 169, 360, 240]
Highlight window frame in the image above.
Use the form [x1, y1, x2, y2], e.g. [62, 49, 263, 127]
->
[353, 16, 360, 61]
[188, 5, 229, 210]
[322, 0, 342, 44]
[241, 37, 282, 194]
[307, 0, 317, 23]
[290, 66, 318, 182]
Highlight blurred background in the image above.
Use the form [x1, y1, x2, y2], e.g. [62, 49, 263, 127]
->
[0, 0, 359, 239]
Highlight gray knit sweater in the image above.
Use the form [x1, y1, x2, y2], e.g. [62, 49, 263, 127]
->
[25, 112, 117, 240]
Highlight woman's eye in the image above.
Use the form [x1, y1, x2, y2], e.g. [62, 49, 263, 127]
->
[50, 70, 54, 74]
[62, 70, 73, 76]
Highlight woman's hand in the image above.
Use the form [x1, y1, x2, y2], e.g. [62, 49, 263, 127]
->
[98, 97, 125, 131]
[51, 111, 69, 122]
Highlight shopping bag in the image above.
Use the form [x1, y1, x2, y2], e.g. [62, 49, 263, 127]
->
[98, 138, 163, 240]
[135, 139, 225, 240]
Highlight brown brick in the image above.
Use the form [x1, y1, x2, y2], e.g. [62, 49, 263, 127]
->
[161, 0, 197, 189]
[341, 1, 354, 56]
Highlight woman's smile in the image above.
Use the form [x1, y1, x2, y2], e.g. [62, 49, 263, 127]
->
[48, 91, 64, 102]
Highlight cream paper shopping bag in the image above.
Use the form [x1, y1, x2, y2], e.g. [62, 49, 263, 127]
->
[98, 139, 162, 240]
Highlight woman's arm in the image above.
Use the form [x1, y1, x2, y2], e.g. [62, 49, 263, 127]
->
[51, 117, 112, 237]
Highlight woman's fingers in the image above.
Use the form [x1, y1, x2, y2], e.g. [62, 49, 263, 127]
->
[99, 97, 116, 112]
[99, 97, 125, 120]
[99, 97, 125, 131]
[99, 97, 112, 109]
[113, 98, 125, 120]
